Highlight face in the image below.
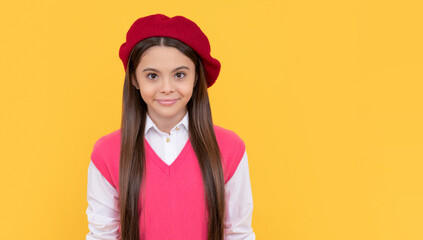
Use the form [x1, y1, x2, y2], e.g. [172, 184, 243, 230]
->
[132, 46, 197, 122]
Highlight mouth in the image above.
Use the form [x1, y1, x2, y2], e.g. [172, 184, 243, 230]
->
[156, 98, 179, 106]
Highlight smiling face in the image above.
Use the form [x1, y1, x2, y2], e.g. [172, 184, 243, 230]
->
[132, 45, 197, 128]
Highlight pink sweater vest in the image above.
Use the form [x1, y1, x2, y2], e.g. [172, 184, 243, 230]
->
[90, 124, 246, 240]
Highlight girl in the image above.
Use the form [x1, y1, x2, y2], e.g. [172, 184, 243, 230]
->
[86, 14, 255, 240]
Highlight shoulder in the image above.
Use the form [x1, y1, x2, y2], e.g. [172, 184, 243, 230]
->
[90, 128, 121, 188]
[91, 129, 121, 160]
[213, 124, 246, 183]
[92, 129, 121, 150]
[213, 124, 245, 148]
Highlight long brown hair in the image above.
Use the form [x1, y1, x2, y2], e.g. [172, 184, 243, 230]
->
[119, 37, 225, 240]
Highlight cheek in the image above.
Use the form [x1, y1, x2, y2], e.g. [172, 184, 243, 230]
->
[139, 86, 156, 101]
[179, 78, 195, 97]
[178, 84, 194, 99]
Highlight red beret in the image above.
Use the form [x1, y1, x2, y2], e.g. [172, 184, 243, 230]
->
[119, 14, 221, 88]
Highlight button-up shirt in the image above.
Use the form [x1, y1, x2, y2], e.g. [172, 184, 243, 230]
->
[86, 111, 255, 239]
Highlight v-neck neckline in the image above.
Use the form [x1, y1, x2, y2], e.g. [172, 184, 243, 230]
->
[144, 137, 192, 176]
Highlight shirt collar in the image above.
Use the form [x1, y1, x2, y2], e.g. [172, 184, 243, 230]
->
[145, 111, 189, 136]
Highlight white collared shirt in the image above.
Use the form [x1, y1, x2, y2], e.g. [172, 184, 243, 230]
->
[86, 111, 255, 239]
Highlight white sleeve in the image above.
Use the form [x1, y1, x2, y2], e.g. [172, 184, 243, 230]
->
[86, 160, 121, 240]
[224, 150, 256, 240]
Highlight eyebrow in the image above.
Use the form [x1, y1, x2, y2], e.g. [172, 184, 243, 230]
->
[142, 66, 190, 73]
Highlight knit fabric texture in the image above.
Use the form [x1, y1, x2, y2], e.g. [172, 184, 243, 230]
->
[90, 124, 246, 239]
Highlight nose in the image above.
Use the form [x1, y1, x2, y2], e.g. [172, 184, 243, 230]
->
[160, 76, 175, 93]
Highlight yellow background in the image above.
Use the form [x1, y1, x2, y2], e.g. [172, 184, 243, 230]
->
[1, 0, 422, 239]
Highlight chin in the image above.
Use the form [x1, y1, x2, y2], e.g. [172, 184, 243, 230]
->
[156, 109, 180, 118]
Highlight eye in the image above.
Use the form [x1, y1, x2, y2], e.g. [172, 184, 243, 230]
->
[175, 72, 186, 79]
[147, 73, 158, 80]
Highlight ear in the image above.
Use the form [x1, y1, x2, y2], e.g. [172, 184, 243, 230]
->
[132, 76, 140, 90]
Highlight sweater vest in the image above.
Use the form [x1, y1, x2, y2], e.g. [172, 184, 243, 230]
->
[90, 124, 246, 240]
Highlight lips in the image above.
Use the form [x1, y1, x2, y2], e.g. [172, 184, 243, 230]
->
[157, 99, 178, 101]
[156, 98, 179, 106]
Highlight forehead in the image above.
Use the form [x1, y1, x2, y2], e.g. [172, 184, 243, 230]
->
[138, 46, 195, 69]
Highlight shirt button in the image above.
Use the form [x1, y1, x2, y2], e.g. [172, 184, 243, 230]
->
[175, 126, 179, 130]
[166, 137, 170, 143]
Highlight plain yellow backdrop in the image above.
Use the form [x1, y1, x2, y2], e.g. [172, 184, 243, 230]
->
[1, 0, 422, 239]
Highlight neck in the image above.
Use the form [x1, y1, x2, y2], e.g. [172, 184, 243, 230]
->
[147, 109, 187, 134]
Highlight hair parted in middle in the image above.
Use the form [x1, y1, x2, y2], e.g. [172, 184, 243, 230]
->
[118, 36, 226, 240]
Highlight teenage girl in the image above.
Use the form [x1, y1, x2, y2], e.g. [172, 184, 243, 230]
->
[86, 14, 255, 240]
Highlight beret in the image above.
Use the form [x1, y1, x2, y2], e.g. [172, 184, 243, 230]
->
[119, 14, 221, 88]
